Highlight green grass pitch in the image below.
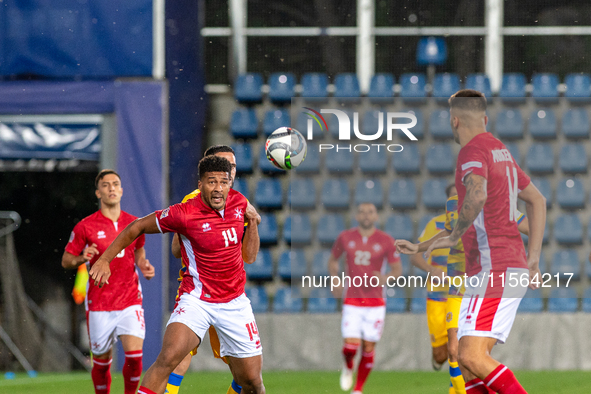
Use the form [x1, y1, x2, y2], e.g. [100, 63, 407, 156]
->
[2, 370, 591, 393]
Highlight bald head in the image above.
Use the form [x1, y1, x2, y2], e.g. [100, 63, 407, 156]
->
[448, 89, 488, 145]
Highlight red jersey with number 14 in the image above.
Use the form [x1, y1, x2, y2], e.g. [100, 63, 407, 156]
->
[455, 132, 531, 276]
[155, 189, 248, 303]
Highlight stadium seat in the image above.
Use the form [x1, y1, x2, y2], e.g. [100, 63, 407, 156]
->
[273, 287, 303, 313]
[288, 178, 316, 210]
[410, 288, 427, 313]
[393, 143, 420, 174]
[295, 144, 320, 174]
[254, 179, 283, 209]
[384, 214, 414, 241]
[559, 144, 588, 174]
[268, 72, 295, 104]
[532, 73, 559, 103]
[358, 143, 388, 174]
[504, 143, 521, 166]
[361, 110, 386, 142]
[562, 108, 590, 140]
[538, 251, 548, 274]
[554, 214, 583, 245]
[556, 178, 585, 209]
[403, 109, 425, 139]
[429, 110, 453, 139]
[525, 143, 554, 174]
[530, 178, 552, 208]
[232, 143, 254, 174]
[258, 146, 284, 174]
[301, 73, 328, 101]
[389, 179, 417, 210]
[466, 73, 493, 98]
[307, 288, 338, 313]
[499, 73, 527, 103]
[422, 178, 448, 209]
[399, 254, 411, 276]
[495, 109, 524, 140]
[230, 108, 258, 139]
[327, 108, 353, 139]
[400, 73, 427, 103]
[521, 222, 550, 246]
[425, 144, 454, 174]
[278, 249, 307, 280]
[386, 295, 407, 313]
[311, 249, 331, 277]
[245, 287, 269, 313]
[368, 73, 394, 103]
[334, 73, 361, 102]
[258, 214, 278, 245]
[528, 108, 557, 139]
[583, 288, 591, 312]
[321, 179, 350, 210]
[551, 250, 581, 281]
[547, 288, 578, 313]
[295, 111, 324, 140]
[517, 290, 543, 313]
[233, 178, 249, 200]
[284, 213, 312, 245]
[565, 73, 591, 102]
[317, 214, 345, 246]
[263, 109, 291, 137]
[326, 149, 354, 174]
[244, 249, 273, 281]
[235, 73, 263, 103]
[432, 73, 461, 103]
[354, 179, 384, 209]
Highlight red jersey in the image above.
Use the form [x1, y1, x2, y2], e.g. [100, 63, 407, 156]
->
[155, 189, 248, 303]
[455, 132, 531, 276]
[65, 211, 145, 312]
[331, 228, 400, 307]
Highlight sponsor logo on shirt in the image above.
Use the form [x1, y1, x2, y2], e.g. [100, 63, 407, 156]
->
[160, 207, 170, 219]
[202, 223, 211, 232]
[97, 230, 106, 239]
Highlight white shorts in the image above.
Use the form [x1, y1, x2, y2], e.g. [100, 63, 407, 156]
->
[168, 293, 262, 358]
[458, 268, 528, 344]
[87, 304, 145, 356]
[341, 304, 386, 343]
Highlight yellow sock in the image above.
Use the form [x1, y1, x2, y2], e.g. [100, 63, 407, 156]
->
[165, 372, 183, 394]
[449, 360, 466, 394]
[226, 379, 241, 394]
[449, 383, 456, 394]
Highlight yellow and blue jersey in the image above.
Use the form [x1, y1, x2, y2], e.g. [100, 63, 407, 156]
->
[418, 213, 449, 301]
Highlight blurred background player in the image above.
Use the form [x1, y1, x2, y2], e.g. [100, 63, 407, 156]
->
[328, 202, 402, 394]
[61, 169, 155, 394]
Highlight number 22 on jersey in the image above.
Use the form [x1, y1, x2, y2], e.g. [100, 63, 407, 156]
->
[222, 227, 238, 247]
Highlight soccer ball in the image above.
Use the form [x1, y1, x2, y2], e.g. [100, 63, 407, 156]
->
[265, 127, 307, 170]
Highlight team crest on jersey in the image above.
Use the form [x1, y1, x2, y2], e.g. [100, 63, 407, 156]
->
[446, 312, 453, 323]
[234, 208, 243, 220]
[69, 231, 75, 243]
[348, 241, 356, 248]
[160, 207, 170, 219]
[202, 223, 211, 232]
[97, 230, 106, 239]
[373, 243, 382, 252]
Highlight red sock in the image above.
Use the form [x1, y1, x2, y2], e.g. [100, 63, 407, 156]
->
[353, 350, 374, 392]
[91, 358, 112, 394]
[465, 378, 495, 394]
[137, 386, 157, 394]
[123, 350, 143, 394]
[484, 364, 527, 394]
[342, 343, 359, 370]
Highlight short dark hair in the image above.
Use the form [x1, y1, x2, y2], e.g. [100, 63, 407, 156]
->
[95, 169, 121, 189]
[204, 145, 235, 157]
[449, 89, 487, 112]
[198, 155, 232, 180]
[445, 184, 456, 198]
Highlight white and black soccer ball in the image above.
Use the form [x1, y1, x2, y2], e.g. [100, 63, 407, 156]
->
[265, 127, 307, 170]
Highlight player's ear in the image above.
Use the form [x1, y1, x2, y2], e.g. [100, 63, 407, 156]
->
[197, 179, 202, 190]
[95, 189, 101, 199]
[483, 115, 488, 127]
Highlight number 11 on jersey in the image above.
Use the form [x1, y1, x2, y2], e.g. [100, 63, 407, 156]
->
[507, 166, 518, 222]
[222, 227, 238, 247]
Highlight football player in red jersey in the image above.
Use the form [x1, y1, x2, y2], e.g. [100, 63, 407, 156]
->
[425, 90, 546, 394]
[90, 155, 265, 394]
[328, 202, 402, 394]
[62, 169, 155, 394]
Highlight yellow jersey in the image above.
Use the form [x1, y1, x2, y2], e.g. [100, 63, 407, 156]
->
[418, 214, 449, 301]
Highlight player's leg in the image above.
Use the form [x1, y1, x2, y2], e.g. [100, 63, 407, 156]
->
[446, 297, 465, 394]
[92, 349, 114, 394]
[426, 299, 449, 370]
[207, 326, 242, 394]
[88, 311, 118, 394]
[117, 305, 147, 394]
[227, 355, 264, 394]
[340, 305, 363, 390]
[165, 352, 193, 394]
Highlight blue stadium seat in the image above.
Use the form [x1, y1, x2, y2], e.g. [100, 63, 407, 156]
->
[393, 144, 420, 174]
[244, 249, 273, 281]
[258, 146, 284, 174]
[495, 109, 524, 140]
[400, 73, 427, 103]
[327, 108, 353, 139]
[307, 288, 338, 313]
[504, 143, 521, 166]
[361, 110, 386, 142]
[288, 179, 316, 210]
[554, 214, 583, 245]
[526, 143, 554, 174]
[556, 178, 585, 209]
[565, 73, 591, 102]
[233, 178, 249, 200]
[317, 214, 345, 246]
[230, 108, 258, 139]
[232, 143, 253, 174]
[552, 250, 581, 281]
[268, 72, 295, 104]
[432, 73, 461, 103]
[245, 287, 269, 313]
[384, 214, 414, 241]
[530, 178, 552, 208]
[354, 179, 384, 209]
[278, 249, 307, 280]
[273, 287, 303, 313]
[254, 179, 283, 209]
[389, 179, 417, 210]
[295, 111, 324, 140]
[321, 179, 350, 210]
[284, 213, 312, 245]
[368, 73, 394, 103]
[358, 144, 388, 174]
[386, 295, 407, 313]
[529, 108, 557, 139]
[334, 73, 361, 103]
[301, 73, 328, 101]
[403, 109, 425, 139]
[466, 73, 492, 98]
[422, 178, 448, 209]
[562, 108, 590, 140]
[532, 73, 559, 103]
[538, 251, 548, 274]
[295, 144, 320, 174]
[311, 249, 331, 277]
[263, 109, 290, 137]
[560, 144, 588, 174]
[429, 110, 453, 139]
[258, 214, 278, 245]
[425, 144, 454, 174]
[326, 149, 354, 174]
[517, 289, 543, 313]
[547, 288, 578, 313]
[583, 287, 591, 313]
[235, 73, 263, 103]
[410, 288, 427, 313]
[521, 222, 550, 246]
[499, 73, 526, 103]
[399, 254, 411, 276]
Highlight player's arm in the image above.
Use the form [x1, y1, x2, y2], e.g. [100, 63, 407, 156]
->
[61, 243, 99, 269]
[518, 182, 546, 289]
[171, 233, 182, 259]
[134, 247, 155, 280]
[395, 230, 450, 255]
[242, 209, 261, 264]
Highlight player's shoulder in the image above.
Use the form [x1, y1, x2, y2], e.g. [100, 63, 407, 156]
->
[374, 229, 395, 242]
[76, 211, 101, 226]
[182, 189, 200, 203]
[429, 213, 447, 226]
[446, 195, 459, 211]
[459, 132, 497, 155]
[119, 210, 139, 222]
[339, 228, 357, 240]
[228, 188, 248, 204]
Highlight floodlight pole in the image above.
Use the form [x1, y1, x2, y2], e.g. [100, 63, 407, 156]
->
[485, 0, 503, 93]
[230, 0, 248, 81]
[152, 0, 166, 79]
[357, 0, 375, 95]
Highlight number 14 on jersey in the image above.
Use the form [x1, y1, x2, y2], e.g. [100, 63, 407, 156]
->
[222, 228, 238, 247]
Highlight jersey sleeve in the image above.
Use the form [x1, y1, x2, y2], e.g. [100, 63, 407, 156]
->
[385, 236, 401, 264]
[444, 197, 458, 232]
[155, 203, 187, 234]
[458, 145, 489, 184]
[331, 233, 345, 259]
[65, 221, 86, 256]
[515, 163, 531, 192]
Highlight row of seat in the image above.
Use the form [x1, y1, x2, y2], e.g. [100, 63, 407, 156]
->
[235, 72, 591, 104]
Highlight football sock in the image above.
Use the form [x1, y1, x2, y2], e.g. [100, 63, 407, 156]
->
[353, 350, 374, 392]
[91, 358, 112, 394]
[122, 350, 143, 394]
[138, 387, 157, 394]
[449, 360, 466, 394]
[484, 364, 527, 394]
[342, 343, 359, 370]
[449, 381, 456, 394]
[165, 373, 184, 394]
[226, 379, 242, 394]
[465, 378, 492, 394]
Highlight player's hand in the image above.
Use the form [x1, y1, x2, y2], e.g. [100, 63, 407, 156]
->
[89, 258, 111, 288]
[527, 257, 541, 290]
[331, 284, 344, 299]
[395, 240, 419, 255]
[82, 243, 99, 262]
[424, 237, 456, 260]
[138, 259, 155, 280]
[245, 202, 261, 226]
